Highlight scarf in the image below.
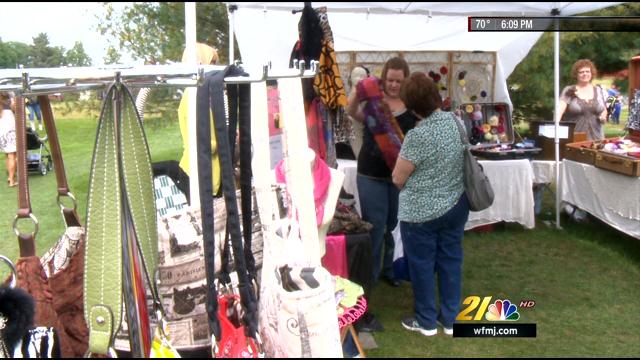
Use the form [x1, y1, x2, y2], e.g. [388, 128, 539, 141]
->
[357, 76, 405, 170]
[275, 151, 331, 226]
[313, 39, 347, 110]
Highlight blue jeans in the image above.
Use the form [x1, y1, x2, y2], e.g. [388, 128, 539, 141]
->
[27, 103, 42, 123]
[400, 193, 469, 329]
[357, 174, 399, 283]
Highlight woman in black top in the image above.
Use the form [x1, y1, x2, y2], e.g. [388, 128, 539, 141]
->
[346, 57, 419, 291]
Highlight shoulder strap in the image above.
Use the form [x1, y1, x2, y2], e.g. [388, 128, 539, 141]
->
[38, 95, 81, 227]
[84, 82, 159, 356]
[14, 97, 35, 256]
[13, 95, 79, 258]
[197, 70, 223, 343]
[84, 83, 123, 355]
[197, 67, 260, 347]
[453, 114, 470, 146]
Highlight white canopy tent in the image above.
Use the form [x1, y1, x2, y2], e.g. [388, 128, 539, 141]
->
[224, 2, 621, 228]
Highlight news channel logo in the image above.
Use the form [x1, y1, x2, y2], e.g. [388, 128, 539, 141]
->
[455, 296, 536, 321]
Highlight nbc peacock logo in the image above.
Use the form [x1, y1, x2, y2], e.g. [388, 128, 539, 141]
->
[484, 299, 520, 321]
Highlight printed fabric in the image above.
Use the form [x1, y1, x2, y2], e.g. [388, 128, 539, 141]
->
[275, 152, 332, 226]
[0, 109, 16, 153]
[627, 89, 640, 131]
[313, 40, 347, 110]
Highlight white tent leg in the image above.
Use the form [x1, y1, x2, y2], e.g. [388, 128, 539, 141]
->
[185, 2, 200, 208]
[229, 5, 235, 64]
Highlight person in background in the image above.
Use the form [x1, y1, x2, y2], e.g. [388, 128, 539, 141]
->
[0, 92, 17, 187]
[558, 59, 608, 140]
[392, 72, 469, 337]
[558, 59, 607, 222]
[25, 96, 43, 131]
[151, 43, 220, 201]
[346, 57, 418, 332]
[607, 84, 622, 125]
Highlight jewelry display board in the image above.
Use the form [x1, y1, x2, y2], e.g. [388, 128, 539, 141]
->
[336, 50, 496, 109]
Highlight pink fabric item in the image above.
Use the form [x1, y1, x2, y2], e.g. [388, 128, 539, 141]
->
[321, 234, 349, 278]
[275, 151, 331, 226]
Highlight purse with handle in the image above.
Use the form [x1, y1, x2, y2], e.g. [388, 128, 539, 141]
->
[83, 80, 159, 357]
[12, 95, 88, 358]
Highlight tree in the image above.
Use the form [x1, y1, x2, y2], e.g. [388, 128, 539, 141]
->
[97, 2, 232, 64]
[27, 33, 66, 67]
[104, 46, 122, 65]
[95, 2, 235, 126]
[0, 40, 30, 68]
[65, 41, 92, 67]
[508, 3, 640, 122]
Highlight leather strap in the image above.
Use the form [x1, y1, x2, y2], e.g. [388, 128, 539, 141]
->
[218, 80, 258, 285]
[84, 82, 159, 355]
[84, 83, 123, 355]
[453, 116, 470, 146]
[15, 98, 32, 221]
[237, 83, 258, 284]
[207, 66, 259, 341]
[196, 70, 223, 341]
[38, 95, 82, 227]
[197, 67, 259, 343]
[118, 84, 158, 301]
[14, 95, 80, 256]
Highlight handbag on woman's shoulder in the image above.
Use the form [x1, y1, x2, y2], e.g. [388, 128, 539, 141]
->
[453, 116, 495, 211]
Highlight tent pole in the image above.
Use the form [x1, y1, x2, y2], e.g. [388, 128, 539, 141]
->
[185, 2, 200, 209]
[229, 4, 236, 64]
[553, 10, 562, 229]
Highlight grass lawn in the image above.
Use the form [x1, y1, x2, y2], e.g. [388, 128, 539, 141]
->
[1, 106, 639, 357]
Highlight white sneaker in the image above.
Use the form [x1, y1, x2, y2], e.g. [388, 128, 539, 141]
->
[402, 317, 437, 337]
[38, 124, 43, 131]
[437, 320, 453, 336]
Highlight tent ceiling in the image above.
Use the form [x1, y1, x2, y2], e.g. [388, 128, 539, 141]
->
[227, 2, 622, 107]
[228, 2, 622, 16]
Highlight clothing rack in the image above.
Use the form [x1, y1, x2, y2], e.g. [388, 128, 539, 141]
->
[0, 61, 319, 96]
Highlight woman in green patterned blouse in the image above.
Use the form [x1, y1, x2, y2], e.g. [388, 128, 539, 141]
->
[392, 72, 470, 337]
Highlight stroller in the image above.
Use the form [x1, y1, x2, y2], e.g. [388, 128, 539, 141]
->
[26, 127, 53, 175]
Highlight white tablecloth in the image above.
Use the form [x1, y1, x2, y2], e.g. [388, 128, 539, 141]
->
[561, 159, 640, 239]
[336, 158, 536, 230]
[531, 160, 558, 185]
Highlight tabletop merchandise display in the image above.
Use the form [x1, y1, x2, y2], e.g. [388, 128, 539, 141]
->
[565, 135, 640, 177]
[458, 102, 541, 160]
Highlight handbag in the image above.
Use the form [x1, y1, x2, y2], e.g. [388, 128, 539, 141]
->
[254, 78, 343, 358]
[1, 255, 62, 358]
[12, 96, 88, 358]
[84, 81, 161, 357]
[453, 116, 495, 211]
[137, 190, 262, 351]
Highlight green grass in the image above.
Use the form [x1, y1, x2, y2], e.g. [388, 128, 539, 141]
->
[0, 110, 183, 267]
[1, 108, 639, 357]
[366, 193, 640, 357]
